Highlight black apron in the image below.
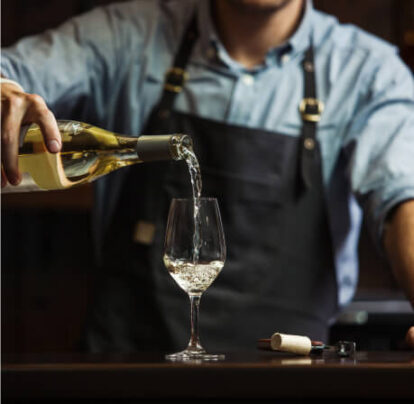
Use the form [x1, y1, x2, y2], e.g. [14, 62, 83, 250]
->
[86, 17, 337, 352]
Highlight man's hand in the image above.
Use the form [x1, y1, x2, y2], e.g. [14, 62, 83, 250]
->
[383, 200, 414, 350]
[1, 82, 61, 187]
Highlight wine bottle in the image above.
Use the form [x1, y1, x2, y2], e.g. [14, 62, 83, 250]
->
[2, 120, 192, 193]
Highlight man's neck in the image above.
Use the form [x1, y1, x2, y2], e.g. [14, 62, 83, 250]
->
[212, 0, 304, 69]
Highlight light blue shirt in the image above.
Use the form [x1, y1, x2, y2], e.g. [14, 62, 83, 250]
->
[2, 0, 414, 307]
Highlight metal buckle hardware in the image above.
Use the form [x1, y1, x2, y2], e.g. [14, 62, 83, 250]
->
[299, 98, 324, 122]
[164, 67, 189, 93]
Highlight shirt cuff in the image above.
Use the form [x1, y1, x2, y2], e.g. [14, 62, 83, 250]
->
[368, 183, 414, 252]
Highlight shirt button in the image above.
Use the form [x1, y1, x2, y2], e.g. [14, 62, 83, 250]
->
[281, 53, 290, 64]
[242, 74, 254, 86]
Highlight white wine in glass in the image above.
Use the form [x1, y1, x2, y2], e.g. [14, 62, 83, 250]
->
[163, 197, 226, 361]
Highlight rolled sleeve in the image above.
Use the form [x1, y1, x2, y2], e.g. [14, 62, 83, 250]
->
[347, 54, 414, 249]
[0, 1, 160, 120]
[2, 8, 115, 114]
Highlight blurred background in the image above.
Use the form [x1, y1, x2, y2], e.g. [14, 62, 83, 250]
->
[2, 0, 414, 354]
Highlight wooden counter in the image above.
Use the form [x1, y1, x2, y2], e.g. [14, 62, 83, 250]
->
[2, 351, 414, 401]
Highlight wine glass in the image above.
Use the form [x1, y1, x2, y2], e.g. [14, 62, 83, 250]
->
[163, 197, 226, 361]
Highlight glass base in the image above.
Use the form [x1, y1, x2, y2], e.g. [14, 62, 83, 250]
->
[165, 348, 225, 362]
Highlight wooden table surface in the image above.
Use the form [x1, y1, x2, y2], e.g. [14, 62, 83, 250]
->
[2, 351, 414, 401]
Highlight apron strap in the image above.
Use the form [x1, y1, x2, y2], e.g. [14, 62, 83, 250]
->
[157, 14, 199, 117]
[299, 46, 324, 190]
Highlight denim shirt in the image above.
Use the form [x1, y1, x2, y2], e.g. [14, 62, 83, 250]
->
[2, 0, 414, 307]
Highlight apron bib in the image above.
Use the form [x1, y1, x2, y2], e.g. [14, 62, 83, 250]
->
[89, 17, 337, 352]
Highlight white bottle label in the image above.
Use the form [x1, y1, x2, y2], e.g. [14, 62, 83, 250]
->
[1, 125, 41, 193]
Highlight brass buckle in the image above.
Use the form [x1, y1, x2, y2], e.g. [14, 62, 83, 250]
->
[164, 67, 189, 93]
[299, 98, 324, 122]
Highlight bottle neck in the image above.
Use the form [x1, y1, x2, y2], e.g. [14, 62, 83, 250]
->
[134, 134, 193, 162]
[116, 133, 193, 162]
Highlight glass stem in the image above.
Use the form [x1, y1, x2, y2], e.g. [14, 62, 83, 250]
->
[187, 294, 202, 350]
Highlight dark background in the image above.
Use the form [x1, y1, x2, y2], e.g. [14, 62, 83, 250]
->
[2, 0, 414, 354]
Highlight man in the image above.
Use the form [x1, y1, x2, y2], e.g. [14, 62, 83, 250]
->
[2, 0, 414, 351]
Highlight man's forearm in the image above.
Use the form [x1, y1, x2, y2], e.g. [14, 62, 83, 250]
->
[383, 199, 414, 308]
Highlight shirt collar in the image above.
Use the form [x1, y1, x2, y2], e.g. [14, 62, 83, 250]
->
[197, 0, 314, 69]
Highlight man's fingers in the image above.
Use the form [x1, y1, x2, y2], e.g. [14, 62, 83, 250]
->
[1, 87, 60, 187]
[38, 110, 61, 153]
[24, 94, 61, 153]
[1, 95, 26, 185]
[1, 131, 21, 185]
[405, 326, 414, 349]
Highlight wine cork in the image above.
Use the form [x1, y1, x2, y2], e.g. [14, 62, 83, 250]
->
[270, 332, 312, 355]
